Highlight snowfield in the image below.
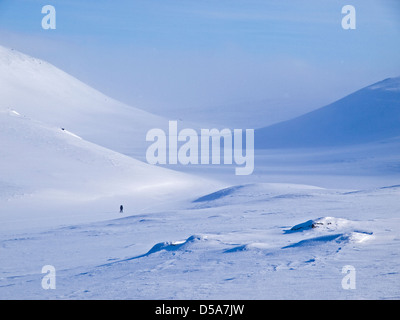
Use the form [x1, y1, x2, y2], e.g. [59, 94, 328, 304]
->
[1, 182, 399, 299]
[0, 107, 219, 232]
[0, 46, 399, 299]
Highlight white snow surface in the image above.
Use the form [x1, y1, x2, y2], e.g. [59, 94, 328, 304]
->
[0, 45, 168, 159]
[0, 46, 400, 300]
[0, 107, 219, 232]
[1, 182, 399, 299]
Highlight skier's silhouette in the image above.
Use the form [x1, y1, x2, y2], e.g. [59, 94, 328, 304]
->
[120, 205, 123, 213]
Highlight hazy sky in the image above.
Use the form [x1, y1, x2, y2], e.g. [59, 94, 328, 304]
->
[0, 0, 399, 127]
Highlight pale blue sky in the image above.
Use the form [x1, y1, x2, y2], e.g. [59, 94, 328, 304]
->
[0, 0, 399, 126]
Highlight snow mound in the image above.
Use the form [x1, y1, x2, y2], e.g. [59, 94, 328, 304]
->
[111, 235, 206, 263]
[144, 235, 205, 256]
[285, 217, 352, 233]
[282, 217, 374, 250]
[192, 183, 324, 207]
[223, 217, 373, 254]
[282, 231, 373, 249]
[193, 185, 245, 202]
[224, 242, 271, 253]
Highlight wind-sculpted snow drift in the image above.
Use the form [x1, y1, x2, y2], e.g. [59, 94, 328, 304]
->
[283, 217, 373, 248]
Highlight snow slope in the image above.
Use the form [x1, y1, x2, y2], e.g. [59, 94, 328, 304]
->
[255, 77, 400, 148]
[0, 45, 225, 232]
[0, 107, 220, 232]
[0, 45, 167, 158]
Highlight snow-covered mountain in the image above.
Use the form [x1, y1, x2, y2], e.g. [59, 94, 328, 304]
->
[0, 45, 167, 158]
[0, 106, 220, 231]
[1, 46, 400, 300]
[0, 46, 221, 230]
[255, 77, 400, 148]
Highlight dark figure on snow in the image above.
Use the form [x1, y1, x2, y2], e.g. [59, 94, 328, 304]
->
[120, 205, 123, 213]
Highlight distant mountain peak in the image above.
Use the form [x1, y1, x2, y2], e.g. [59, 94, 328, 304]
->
[255, 76, 400, 148]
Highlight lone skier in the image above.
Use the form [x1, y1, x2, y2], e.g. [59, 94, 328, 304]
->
[120, 205, 124, 213]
